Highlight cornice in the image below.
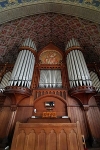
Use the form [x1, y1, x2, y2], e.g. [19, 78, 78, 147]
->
[0, 1, 100, 24]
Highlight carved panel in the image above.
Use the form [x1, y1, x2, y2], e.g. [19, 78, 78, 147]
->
[11, 122, 84, 150]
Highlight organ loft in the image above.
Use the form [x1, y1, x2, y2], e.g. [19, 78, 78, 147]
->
[0, 38, 100, 150]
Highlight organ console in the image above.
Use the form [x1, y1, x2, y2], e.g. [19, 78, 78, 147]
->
[0, 38, 100, 149]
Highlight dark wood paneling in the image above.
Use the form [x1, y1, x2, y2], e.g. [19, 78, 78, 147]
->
[67, 96, 89, 139]
[15, 107, 33, 123]
[87, 97, 100, 139]
[0, 107, 12, 138]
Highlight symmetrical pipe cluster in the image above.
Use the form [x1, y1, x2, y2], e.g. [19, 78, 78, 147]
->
[9, 38, 37, 88]
[3, 37, 99, 92]
[65, 38, 92, 88]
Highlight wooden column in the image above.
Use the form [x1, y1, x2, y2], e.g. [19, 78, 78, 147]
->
[84, 104, 100, 147]
[4, 86, 31, 144]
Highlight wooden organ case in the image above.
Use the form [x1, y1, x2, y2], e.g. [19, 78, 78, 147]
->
[0, 38, 100, 149]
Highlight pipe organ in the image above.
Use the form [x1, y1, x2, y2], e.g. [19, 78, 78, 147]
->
[65, 38, 92, 88]
[0, 39, 100, 150]
[9, 38, 37, 88]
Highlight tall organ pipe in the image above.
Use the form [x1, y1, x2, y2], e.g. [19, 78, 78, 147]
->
[67, 55, 72, 87]
[70, 51, 77, 87]
[9, 38, 37, 89]
[10, 51, 22, 86]
[67, 54, 72, 87]
[65, 38, 92, 88]
[79, 51, 92, 86]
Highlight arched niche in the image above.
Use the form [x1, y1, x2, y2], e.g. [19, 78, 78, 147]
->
[33, 95, 68, 118]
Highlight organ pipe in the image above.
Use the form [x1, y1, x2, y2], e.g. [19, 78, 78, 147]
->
[65, 38, 92, 88]
[90, 71, 100, 92]
[9, 38, 37, 89]
[39, 70, 62, 88]
[0, 71, 11, 92]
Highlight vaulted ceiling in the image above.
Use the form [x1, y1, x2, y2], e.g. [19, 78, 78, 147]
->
[0, 1, 100, 64]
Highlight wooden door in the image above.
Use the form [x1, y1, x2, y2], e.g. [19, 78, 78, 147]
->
[11, 122, 84, 150]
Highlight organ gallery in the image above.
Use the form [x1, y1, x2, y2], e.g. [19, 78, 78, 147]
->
[0, 37, 100, 150]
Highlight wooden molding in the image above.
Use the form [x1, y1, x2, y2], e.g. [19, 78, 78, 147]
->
[65, 46, 82, 56]
[4, 86, 32, 105]
[69, 86, 96, 106]
[19, 46, 37, 57]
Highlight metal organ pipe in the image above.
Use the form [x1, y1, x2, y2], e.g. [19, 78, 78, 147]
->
[67, 54, 72, 87]
[72, 51, 81, 86]
[39, 70, 62, 88]
[24, 51, 31, 87]
[65, 38, 92, 88]
[69, 53, 74, 87]
[0, 71, 11, 92]
[69, 54, 74, 87]
[74, 50, 85, 86]
[27, 52, 34, 88]
[20, 51, 29, 86]
[17, 50, 27, 86]
[79, 51, 92, 86]
[10, 51, 22, 86]
[77, 50, 86, 86]
[90, 71, 100, 92]
[70, 51, 77, 87]
[9, 38, 37, 89]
